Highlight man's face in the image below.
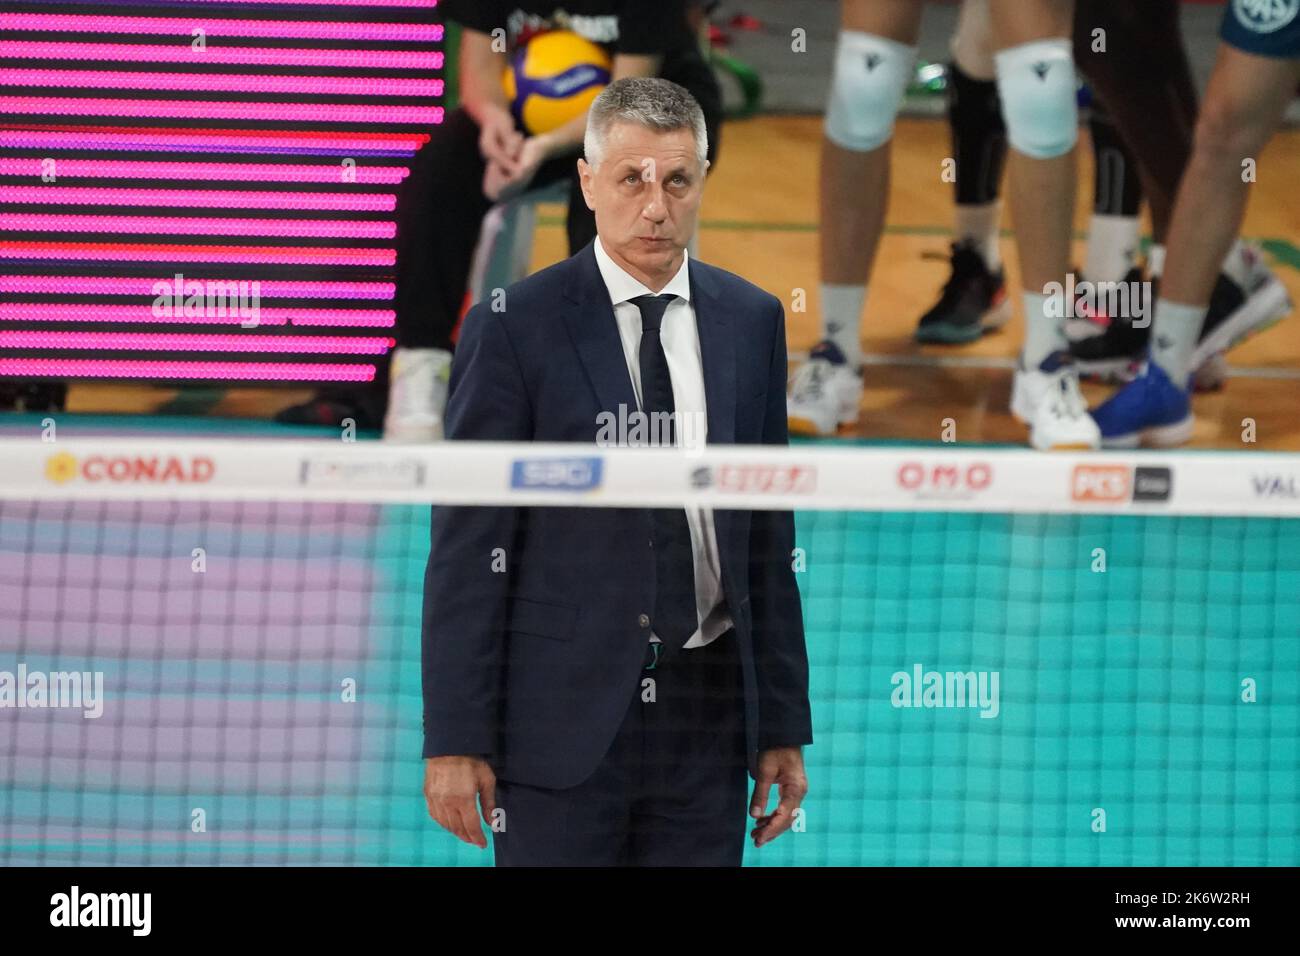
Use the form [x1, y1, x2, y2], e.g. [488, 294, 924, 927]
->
[577, 121, 707, 289]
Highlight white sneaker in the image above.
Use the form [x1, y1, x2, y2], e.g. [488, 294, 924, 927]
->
[1191, 243, 1292, 371]
[383, 347, 451, 442]
[1010, 352, 1101, 451]
[787, 341, 863, 436]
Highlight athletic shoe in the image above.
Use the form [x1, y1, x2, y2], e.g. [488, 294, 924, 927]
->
[786, 340, 863, 436]
[1191, 243, 1292, 373]
[383, 347, 451, 442]
[914, 240, 1011, 344]
[1062, 266, 1147, 344]
[1010, 351, 1101, 451]
[1073, 248, 1291, 389]
[1067, 266, 1152, 379]
[1088, 358, 1193, 448]
[274, 387, 382, 430]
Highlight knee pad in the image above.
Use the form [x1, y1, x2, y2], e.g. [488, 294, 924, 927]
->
[824, 31, 917, 152]
[994, 38, 1079, 159]
[950, 0, 996, 82]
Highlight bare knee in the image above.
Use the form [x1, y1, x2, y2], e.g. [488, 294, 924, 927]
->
[1193, 95, 1274, 163]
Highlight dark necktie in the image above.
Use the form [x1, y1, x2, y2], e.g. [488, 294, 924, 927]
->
[631, 293, 698, 649]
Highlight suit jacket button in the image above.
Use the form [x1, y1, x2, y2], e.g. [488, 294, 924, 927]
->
[638, 613, 650, 628]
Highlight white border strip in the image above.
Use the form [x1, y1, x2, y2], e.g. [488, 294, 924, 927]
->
[1, 438, 1298, 518]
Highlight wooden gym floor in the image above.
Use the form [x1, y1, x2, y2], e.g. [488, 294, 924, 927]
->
[67, 114, 1300, 449]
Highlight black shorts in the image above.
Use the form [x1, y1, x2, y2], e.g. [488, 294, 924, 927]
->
[1221, 0, 1300, 59]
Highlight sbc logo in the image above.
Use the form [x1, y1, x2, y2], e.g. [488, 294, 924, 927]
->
[510, 456, 603, 491]
[1071, 465, 1131, 502]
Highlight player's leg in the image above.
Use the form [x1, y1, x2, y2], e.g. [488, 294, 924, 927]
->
[989, 0, 1100, 450]
[915, 0, 1013, 345]
[1081, 94, 1144, 288]
[1070, 0, 1292, 391]
[1091, 34, 1300, 448]
[788, 0, 922, 436]
[1064, 91, 1150, 370]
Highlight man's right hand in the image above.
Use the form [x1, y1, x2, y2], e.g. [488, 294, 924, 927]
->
[423, 755, 497, 849]
[477, 104, 524, 171]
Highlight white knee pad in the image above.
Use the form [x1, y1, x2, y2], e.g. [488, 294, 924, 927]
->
[824, 31, 917, 152]
[950, 0, 996, 82]
[993, 38, 1078, 159]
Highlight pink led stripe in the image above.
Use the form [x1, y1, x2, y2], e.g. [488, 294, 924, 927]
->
[0, 187, 396, 212]
[0, 42, 443, 70]
[4, 214, 397, 240]
[4, 70, 445, 98]
[0, 159, 410, 184]
[0, 15, 444, 42]
[0, 359, 377, 382]
[114, 0, 438, 6]
[4, 98, 444, 125]
[0, 304, 395, 327]
[143, 0, 436, 5]
[0, 276, 394, 299]
[3, 331, 395, 354]
[2, 243, 396, 266]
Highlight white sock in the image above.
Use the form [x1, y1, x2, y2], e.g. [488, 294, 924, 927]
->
[1084, 214, 1140, 283]
[821, 282, 866, 368]
[953, 201, 1001, 271]
[1150, 298, 1204, 389]
[1146, 243, 1166, 279]
[1021, 291, 1068, 368]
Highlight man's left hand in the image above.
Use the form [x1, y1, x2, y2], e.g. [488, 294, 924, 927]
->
[749, 746, 808, 847]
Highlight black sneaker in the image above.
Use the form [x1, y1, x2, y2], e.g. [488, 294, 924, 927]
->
[1069, 267, 1153, 382]
[274, 387, 384, 431]
[1191, 246, 1292, 376]
[915, 240, 1011, 344]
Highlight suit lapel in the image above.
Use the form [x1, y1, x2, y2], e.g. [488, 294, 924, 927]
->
[561, 241, 737, 446]
[562, 241, 639, 418]
[690, 257, 736, 446]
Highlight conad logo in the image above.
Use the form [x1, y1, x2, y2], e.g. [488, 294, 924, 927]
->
[45, 453, 215, 484]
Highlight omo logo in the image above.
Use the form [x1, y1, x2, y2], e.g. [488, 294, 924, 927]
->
[897, 461, 992, 498]
[1233, 0, 1300, 33]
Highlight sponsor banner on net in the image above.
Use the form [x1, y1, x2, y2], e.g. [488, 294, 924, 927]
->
[510, 455, 604, 492]
[690, 463, 818, 495]
[299, 456, 425, 490]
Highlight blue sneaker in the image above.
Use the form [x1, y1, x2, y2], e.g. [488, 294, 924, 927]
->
[1089, 359, 1193, 448]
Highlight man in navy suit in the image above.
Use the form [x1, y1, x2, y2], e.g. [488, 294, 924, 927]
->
[421, 77, 812, 866]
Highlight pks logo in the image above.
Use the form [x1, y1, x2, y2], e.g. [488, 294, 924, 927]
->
[1233, 0, 1300, 34]
[45, 453, 214, 484]
[897, 461, 992, 498]
[1071, 465, 1131, 502]
[510, 456, 603, 491]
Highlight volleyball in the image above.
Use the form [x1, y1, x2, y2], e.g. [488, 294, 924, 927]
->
[502, 30, 612, 135]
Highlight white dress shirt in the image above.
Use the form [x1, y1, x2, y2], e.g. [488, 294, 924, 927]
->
[593, 236, 732, 649]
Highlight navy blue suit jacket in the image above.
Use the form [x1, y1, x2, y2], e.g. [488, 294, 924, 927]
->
[421, 239, 812, 788]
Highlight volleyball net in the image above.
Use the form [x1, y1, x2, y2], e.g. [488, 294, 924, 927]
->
[1, 438, 1296, 865]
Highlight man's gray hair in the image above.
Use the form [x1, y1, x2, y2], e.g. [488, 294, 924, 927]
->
[583, 76, 708, 169]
